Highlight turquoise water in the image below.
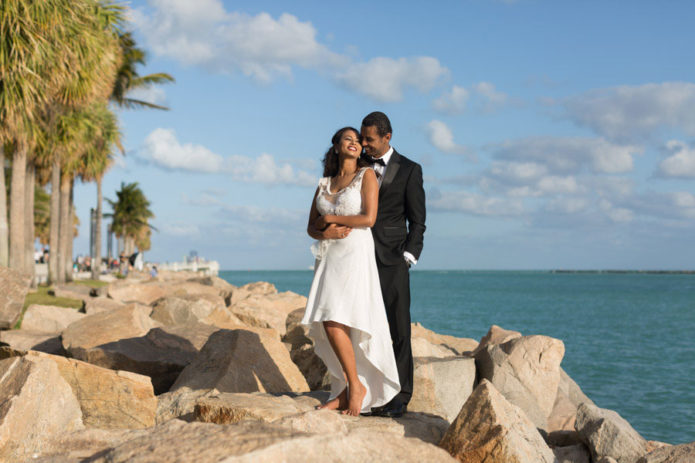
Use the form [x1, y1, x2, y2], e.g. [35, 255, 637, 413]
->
[220, 270, 695, 444]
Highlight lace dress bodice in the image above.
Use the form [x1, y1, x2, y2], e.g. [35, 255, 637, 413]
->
[316, 167, 368, 218]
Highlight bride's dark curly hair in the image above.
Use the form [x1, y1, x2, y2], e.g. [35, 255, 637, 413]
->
[322, 126, 370, 177]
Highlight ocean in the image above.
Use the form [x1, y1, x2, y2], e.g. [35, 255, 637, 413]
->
[219, 270, 695, 445]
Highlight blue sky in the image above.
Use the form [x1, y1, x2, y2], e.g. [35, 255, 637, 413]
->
[72, 0, 695, 270]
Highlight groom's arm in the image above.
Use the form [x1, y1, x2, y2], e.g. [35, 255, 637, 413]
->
[404, 163, 426, 261]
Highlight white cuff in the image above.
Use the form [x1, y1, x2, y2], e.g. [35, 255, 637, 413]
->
[403, 251, 417, 267]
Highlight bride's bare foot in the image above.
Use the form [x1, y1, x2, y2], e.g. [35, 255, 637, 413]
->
[342, 382, 366, 416]
[316, 388, 348, 411]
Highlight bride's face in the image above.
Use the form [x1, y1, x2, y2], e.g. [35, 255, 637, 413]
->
[337, 131, 362, 159]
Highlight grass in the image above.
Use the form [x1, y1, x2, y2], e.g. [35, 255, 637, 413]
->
[68, 279, 109, 288]
[14, 285, 84, 330]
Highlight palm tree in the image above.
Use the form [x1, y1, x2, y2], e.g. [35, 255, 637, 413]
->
[1, 0, 124, 274]
[107, 182, 155, 258]
[77, 103, 123, 279]
[110, 31, 174, 110]
[0, 144, 8, 266]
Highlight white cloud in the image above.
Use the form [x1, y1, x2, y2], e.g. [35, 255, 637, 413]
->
[429, 190, 524, 216]
[134, 2, 449, 101]
[338, 56, 448, 102]
[491, 136, 640, 174]
[126, 86, 168, 107]
[489, 161, 548, 183]
[221, 205, 304, 224]
[545, 197, 588, 214]
[161, 223, 200, 237]
[425, 120, 472, 158]
[473, 82, 508, 112]
[565, 82, 695, 140]
[658, 140, 695, 178]
[140, 128, 317, 186]
[598, 199, 634, 223]
[537, 176, 579, 194]
[433, 85, 469, 114]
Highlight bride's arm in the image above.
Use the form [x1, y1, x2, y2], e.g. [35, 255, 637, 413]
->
[317, 169, 378, 229]
[307, 187, 352, 240]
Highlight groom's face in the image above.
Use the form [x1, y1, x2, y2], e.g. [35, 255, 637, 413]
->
[361, 125, 391, 158]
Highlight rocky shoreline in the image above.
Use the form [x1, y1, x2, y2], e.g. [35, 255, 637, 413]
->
[0, 266, 693, 462]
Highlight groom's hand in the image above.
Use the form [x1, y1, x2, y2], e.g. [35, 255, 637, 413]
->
[323, 224, 351, 239]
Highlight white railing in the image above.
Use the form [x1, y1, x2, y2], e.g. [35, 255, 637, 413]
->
[156, 259, 220, 276]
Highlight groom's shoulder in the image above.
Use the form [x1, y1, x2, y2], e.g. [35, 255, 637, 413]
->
[393, 149, 421, 169]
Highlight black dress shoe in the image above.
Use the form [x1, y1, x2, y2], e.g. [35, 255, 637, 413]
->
[371, 402, 407, 418]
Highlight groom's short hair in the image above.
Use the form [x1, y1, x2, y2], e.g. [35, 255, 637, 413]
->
[362, 112, 392, 137]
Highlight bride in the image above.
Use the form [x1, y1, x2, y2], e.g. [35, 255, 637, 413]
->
[302, 126, 400, 416]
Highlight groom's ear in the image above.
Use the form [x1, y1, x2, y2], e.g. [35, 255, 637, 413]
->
[384, 133, 392, 143]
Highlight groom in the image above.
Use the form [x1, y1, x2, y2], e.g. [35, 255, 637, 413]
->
[361, 111, 426, 417]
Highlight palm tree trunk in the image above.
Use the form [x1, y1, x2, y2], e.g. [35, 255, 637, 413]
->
[49, 161, 61, 284]
[57, 170, 71, 283]
[91, 176, 103, 280]
[9, 140, 26, 271]
[0, 144, 8, 267]
[66, 180, 75, 282]
[24, 161, 36, 285]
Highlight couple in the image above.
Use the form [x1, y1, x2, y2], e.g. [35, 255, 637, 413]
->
[302, 112, 426, 417]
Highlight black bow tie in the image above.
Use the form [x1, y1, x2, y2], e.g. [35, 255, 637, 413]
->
[369, 157, 386, 167]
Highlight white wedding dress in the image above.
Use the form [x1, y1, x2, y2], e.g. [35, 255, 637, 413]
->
[302, 167, 400, 412]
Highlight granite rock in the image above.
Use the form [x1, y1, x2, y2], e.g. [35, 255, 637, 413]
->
[0, 266, 31, 329]
[409, 356, 476, 422]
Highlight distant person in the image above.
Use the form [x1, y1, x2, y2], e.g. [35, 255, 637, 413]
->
[302, 126, 400, 416]
[150, 265, 158, 278]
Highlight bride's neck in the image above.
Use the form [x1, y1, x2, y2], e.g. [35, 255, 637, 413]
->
[338, 159, 358, 176]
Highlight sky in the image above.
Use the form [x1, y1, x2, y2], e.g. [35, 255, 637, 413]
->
[72, 0, 695, 270]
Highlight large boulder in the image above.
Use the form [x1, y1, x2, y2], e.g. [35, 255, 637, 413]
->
[21, 304, 85, 331]
[575, 402, 648, 463]
[637, 442, 695, 463]
[30, 428, 138, 462]
[84, 419, 456, 463]
[547, 368, 595, 434]
[171, 329, 309, 393]
[0, 329, 65, 354]
[26, 351, 156, 429]
[65, 323, 217, 395]
[472, 324, 522, 355]
[554, 444, 591, 463]
[439, 379, 557, 463]
[411, 336, 458, 358]
[62, 304, 157, 352]
[0, 266, 31, 329]
[409, 356, 476, 423]
[230, 291, 307, 336]
[107, 282, 168, 305]
[411, 322, 478, 355]
[156, 388, 218, 424]
[84, 297, 127, 315]
[150, 295, 224, 326]
[0, 355, 84, 460]
[282, 308, 329, 390]
[475, 334, 565, 429]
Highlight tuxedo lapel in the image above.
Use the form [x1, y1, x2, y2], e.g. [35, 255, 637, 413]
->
[380, 150, 400, 192]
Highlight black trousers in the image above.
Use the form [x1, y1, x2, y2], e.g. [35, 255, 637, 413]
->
[377, 260, 413, 405]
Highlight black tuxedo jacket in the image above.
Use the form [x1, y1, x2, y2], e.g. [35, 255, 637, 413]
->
[368, 149, 426, 266]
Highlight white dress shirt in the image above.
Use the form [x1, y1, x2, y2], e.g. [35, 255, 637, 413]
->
[372, 147, 417, 268]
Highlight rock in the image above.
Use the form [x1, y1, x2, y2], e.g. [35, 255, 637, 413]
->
[230, 291, 307, 336]
[66, 324, 214, 395]
[107, 282, 168, 305]
[86, 419, 456, 463]
[0, 266, 31, 329]
[597, 458, 619, 463]
[0, 355, 84, 460]
[283, 308, 311, 350]
[411, 336, 458, 358]
[554, 444, 591, 463]
[21, 304, 85, 331]
[163, 281, 229, 301]
[194, 391, 316, 424]
[409, 356, 476, 423]
[439, 379, 557, 463]
[475, 334, 565, 429]
[31, 428, 138, 462]
[575, 402, 648, 463]
[171, 329, 309, 394]
[62, 304, 156, 352]
[290, 344, 330, 390]
[26, 351, 156, 429]
[637, 442, 695, 463]
[646, 441, 673, 453]
[411, 322, 478, 355]
[0, 329, 65, 354]
[156, 388, 218, 424]
[150, 295, 224, 326]
[548, 368, 595, 433]
[472, 324, 522, 355]
[84, 297, 127, 314]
